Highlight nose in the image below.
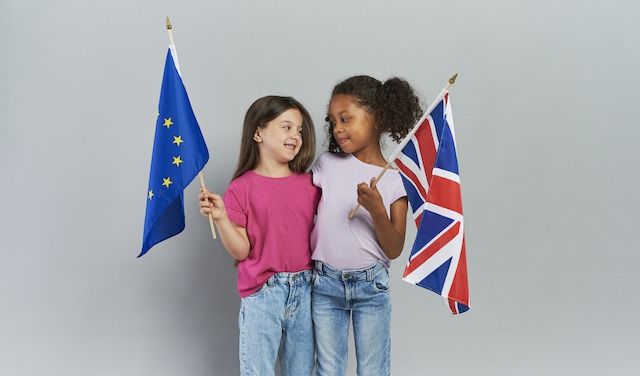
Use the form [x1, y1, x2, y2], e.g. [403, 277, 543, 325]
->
[289, 132, 301, 143]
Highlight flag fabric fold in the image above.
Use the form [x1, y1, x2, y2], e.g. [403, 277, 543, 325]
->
[393, 92, 470, 314]
[140, 46, 209, 257]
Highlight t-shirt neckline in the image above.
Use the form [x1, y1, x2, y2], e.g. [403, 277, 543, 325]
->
[347, 153, 388, 169]
[247, 169, 298, 181]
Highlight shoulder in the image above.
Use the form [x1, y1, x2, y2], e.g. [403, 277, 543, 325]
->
[312, 152, 328, 167]
[322, 151, 351, 163]
[325, 151, 350, 163]
[388, 168, 405, 188]
[226, 172, 254, 195]
[383, 168, 407, 201]
[292, 172, 314, 184]
[377, 168, 402, 187]
[313, 151, 348, 169]
[386, 167, 403, 181]
[292, 173, 321, 199]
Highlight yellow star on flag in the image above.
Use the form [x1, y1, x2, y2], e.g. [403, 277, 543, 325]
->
[172, 156, 183, 167]
[163, 118, 173, 128]
[148, 190, 154, 200]
[162, 177, 173, 188]
[173, 135, 184, 146]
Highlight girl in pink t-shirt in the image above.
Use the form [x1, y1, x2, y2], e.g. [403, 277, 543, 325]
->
[310, 76, 422, 375]
[198, 96, 320, 376]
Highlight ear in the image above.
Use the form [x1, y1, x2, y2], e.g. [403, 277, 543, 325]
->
[253, 130, 262, 142]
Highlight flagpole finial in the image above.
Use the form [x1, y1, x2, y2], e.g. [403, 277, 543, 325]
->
[165, 17, 175, 46]
[448, 73, 458, 85]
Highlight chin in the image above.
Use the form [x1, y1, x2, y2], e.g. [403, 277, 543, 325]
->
[280, 153, 297, 162]
[338, 145, 352, 153]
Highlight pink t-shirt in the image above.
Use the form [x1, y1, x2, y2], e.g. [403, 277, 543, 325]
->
[310, 152, 407, 269]
[223, 170, 321, 297]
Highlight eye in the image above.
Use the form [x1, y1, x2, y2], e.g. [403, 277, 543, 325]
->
[340, 116, 349, 123]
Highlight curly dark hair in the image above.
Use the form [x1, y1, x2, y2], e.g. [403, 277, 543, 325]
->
[326, 75, 423, 153]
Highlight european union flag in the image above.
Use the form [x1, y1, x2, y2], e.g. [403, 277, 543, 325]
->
[140, 46, 209, 257]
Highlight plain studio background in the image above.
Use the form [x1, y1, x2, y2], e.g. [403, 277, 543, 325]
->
[1, 0, 638, 375]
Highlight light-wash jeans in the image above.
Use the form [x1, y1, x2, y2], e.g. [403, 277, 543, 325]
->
[238, 270, 314, 376]
[312, 261, 391, 376]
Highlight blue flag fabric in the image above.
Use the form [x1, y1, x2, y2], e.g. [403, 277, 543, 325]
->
[140, 47, 209, 257]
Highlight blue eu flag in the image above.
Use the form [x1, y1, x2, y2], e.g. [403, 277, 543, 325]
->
[140, 47, 209, 257]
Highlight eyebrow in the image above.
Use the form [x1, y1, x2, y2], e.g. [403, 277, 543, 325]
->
[328, 111, 350, 117]
[280, 120, 303, 128]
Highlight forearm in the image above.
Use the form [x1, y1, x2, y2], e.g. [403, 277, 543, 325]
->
[214, 216, 250, 260]
[370, 209, 405, 259]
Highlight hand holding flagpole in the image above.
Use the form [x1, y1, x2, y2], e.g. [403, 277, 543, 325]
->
[348, 73, 459, 219]
[166, 17, 217, 240]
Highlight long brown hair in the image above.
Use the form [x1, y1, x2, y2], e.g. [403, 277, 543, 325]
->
[233, 96, 316, 179]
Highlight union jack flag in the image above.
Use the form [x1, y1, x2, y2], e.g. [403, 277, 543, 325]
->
[392, 91, 470, 314]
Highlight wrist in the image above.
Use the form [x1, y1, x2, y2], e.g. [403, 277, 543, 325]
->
[213, 211, 230, 225]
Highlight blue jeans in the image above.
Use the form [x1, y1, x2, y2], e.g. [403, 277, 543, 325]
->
[312, 261, 391, 376]
[238, 270, 314, 376]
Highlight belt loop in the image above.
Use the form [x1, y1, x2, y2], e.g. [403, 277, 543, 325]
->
[267, 276, 275, 287]
[315, 260, 324, 275]
[367, 266, 374, 281]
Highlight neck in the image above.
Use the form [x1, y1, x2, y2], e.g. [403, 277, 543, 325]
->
[253, 158, 292, 178]
[352, 143, 386, 167]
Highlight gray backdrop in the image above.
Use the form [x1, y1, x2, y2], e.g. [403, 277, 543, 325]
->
[2, 0, 639, 375]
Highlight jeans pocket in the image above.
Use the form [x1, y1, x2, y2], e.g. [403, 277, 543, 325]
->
[372, 280, 390, 293]
[372, 268, 390, 293]
[246, 281, 269, 298]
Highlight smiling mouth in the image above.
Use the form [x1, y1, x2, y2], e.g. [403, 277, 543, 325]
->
[337, 138, 349, 145]
[284, 144, 297, 150]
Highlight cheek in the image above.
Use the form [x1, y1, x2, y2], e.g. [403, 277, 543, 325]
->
[355, 121, 375, 139]
[271, 130, 287, 142]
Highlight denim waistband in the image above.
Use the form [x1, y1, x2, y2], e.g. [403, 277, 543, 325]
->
[266, 270, 313, 286]
[314, 261, 386, 282]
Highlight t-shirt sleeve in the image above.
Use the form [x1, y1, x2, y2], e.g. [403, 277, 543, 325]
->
[223, 181, 247, 227]
[389, 173, 408, 205]
[310, 153, 324, 187]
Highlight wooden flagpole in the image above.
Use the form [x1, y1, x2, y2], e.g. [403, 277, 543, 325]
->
[348, 73, 459, 219]
[166, 17, 217, 239]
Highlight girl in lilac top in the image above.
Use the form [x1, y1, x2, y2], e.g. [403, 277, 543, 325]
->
[199, 96, 320, 376]
[310, 76, 423, 376]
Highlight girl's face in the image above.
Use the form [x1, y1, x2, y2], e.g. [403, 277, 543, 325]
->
[327, 94, 377, 154]
[254, 108, 304, 163]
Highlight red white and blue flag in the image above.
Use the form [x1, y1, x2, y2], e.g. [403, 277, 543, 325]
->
[392, 91, 470, 314]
